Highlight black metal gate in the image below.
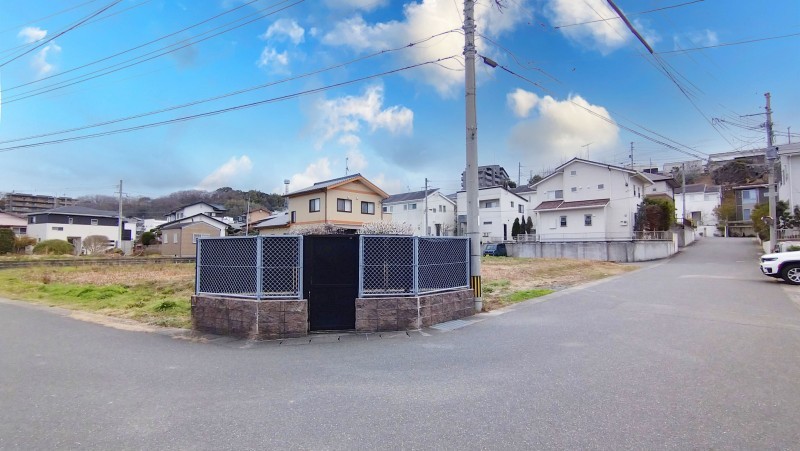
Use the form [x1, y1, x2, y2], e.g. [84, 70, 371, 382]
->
[303, 235, 359, 331]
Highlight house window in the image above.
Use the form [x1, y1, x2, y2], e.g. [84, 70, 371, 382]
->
[337, 198, 352, 212]
[547, 190, 564, 200]
[570, 170, 577, 176]
[382, 206, 390, 213]
[192, 233, 210, 243]
[173, 233, 178, 244]
[584, 214, 592, 226]
[404, 203, 417, 210]
[68, 217, 73, 224]
[741, 189, 757, 201]
[91, 219, 98, 226]
[560, 216, 567, 227]
[483, 221, 493, 225]
[743, 208, 751, 221]
[439, 205, 446, 212]
[480, 200, 499, 208]
[571, 187, 577, 192]
[361, 201, 375, 214]
[518, 205, 524, 214]
[598, 184, 605, 190]
[309, 198, 320, 212]
[290, 211, 296, 223]
[511, 201, 515, 207]
[51, 226, 64, 231]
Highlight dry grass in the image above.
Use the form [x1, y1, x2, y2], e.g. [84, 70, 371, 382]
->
[481, 256, 637, 310]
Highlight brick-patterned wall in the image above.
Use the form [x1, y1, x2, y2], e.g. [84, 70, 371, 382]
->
[191, 295, 307, 340]
[355, 289, 474, 332]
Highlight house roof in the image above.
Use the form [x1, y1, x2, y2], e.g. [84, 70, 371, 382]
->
[675, 183, 722, 194]
[166, 201, 227, 216]
[286, 173, 389, 198]
[158, 213, 229, 230]
[534, 198, 610, 211]
[532, 158, 652, 188]
[457, 185, 529, 202]
[0, 210, 27, 226]
[384, 188, 454, 205]
[510, 185, 536, 195]
[27, 206, 120, 218]
[252, 212, 290, 229]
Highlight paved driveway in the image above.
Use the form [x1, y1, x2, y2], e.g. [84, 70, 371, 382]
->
[2, 237, 799, 449]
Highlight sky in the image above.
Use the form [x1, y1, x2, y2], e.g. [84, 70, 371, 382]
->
[0, 0, 798, 199]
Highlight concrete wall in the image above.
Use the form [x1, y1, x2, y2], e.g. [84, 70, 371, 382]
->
[355, 289, 473, 332]
[508, 240, 677, 262]
[191, 295, 307, 340]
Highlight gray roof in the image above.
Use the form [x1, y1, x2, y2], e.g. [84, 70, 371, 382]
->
[27, 206, 119, 218]
[384, 188, 440, 204]
[166, 202, 227, 216]
[287, 173, 362, 196]
[674, 184, 722, 194]
[510, 185, 536, 194]
[253, 212, 290, 229]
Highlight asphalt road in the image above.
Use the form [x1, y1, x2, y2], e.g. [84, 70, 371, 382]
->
[2, 237, 799, 450]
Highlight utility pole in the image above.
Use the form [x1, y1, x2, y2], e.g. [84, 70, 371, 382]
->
[117, 180, 123, 251]
[629, 142, 634, 168]
[789, 127, 792, 144]
[245, 194, 251, 235]
[681, 163, 686, 225]
[518, 162, 522, 187]
[766, 92, 777, 252]
[464, 0, 482, 312]
[424, 177, 429, 236]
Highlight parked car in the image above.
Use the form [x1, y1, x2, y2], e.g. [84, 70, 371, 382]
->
[483, 243, 507, 257]
[760, 250, 800, 284]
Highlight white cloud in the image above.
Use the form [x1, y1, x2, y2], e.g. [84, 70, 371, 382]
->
[197, 155, 253, 190]
[323, 0, 388, 11]
[262, 19, 305, 44]
[322, 0, 529, 96]
[346, 148, 368, 172]
[32, 42, 61, 76]
[313, 84, 413, 147]
[370, 173, 404, 195]
[507, 90, 620, 164]
[17, 26, 47, 43]
[256, 46, 289, 69]
[673, 29, 718, 50]
[507, 88, 540, 118]
[545, 0, 658, 55]
[286, 158, 333, 192]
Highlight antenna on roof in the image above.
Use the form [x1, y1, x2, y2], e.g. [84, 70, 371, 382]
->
[345, 157, 349, 176]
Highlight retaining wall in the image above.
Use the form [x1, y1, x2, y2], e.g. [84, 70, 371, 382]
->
[355, 289, 474, 332]
[508, 240, 677, 262]
[191, 295, 307, 340]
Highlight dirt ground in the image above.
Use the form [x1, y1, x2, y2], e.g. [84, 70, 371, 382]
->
[480, 256, 638, 310]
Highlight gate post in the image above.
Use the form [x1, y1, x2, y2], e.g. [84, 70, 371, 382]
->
[357, 235, 364, 298]
[255, 236, 263, 301]
[297, 236, 304, 300]
[195, 238, 202, 295]
[412, 237, 419, 295]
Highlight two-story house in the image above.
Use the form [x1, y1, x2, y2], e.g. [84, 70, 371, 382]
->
[382, 188, 456, 236]
[158, 202, 229, 257]
[456, 185, 528, 242]
[26, 206, 134, 252]
[777, 142, 800, 211]
[674, 184, 722, 236]
[0, 210, 28, 235]
[726, 184, 768, 237]
[280, 173, 389, 232]
[531, 158, 652, 241]
[644, 173, 679, 200]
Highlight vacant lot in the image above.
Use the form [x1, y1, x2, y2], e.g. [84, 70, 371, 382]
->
[0, 258, 637, 327]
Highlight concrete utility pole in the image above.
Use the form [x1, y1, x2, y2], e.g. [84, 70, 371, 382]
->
[765, 92, 778, 252]
[464, 0, 482, 312]
[117, 180, 123, 250]
[681, 163, 686, 225]
[424, 177, 429, 236]
[629, 142, 634, 168]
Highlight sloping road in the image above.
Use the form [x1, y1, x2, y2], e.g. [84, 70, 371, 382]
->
[2, 237, 799, 449]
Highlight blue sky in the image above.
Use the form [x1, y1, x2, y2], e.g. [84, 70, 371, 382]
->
[0, 0, 798, 199]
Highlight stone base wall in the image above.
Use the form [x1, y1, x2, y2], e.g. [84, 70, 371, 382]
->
[355, 289, 474, 332]
[191, 295, 307, 340]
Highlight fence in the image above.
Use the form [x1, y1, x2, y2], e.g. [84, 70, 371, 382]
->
[513, 230, 673, 242]
[359, 236, 470, 297]
[196, 236, 303, 300]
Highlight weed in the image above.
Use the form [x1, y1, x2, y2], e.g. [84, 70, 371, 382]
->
[126, 301, 146, 309]
[155, 301, 178, 311]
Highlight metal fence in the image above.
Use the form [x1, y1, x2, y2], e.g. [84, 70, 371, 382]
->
[359, 236, 470, 297]
[196, 236, 303, 299]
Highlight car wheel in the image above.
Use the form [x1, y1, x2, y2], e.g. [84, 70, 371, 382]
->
[780, 264, 800, 285]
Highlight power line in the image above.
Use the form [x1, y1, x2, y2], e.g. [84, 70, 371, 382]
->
[0, 30, 460, 145]
[657, 32, 800, 54]
[553, 0, 704, 29]
[2, 0, 304, 105]
[0, 0, 102, 35]
[0, 0, 123, 68]
[0, 55, 459, 153]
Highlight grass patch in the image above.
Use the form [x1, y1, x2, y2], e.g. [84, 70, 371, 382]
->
[505, 289, 553, 303]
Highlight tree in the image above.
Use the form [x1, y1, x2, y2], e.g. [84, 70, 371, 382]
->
[526, 216, 534, 234]
[140, 231, 157, 246]
[751, 203, 770, 241]
[0, 229, 14, 254]
[83, 235, 110, 255]
[511, 218, 521, 237]
[528, 174, 543, 185]
[634, 198, 674, 231]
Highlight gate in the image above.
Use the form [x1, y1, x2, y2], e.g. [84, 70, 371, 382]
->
[303, 235, 359, 330]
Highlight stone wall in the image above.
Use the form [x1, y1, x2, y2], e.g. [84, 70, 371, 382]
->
[191, 295, 307, 340]
[355, 289, 474, 332]
[508, 239, 677, 262]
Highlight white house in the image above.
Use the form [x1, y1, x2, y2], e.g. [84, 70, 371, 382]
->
[383, 188, 456, 236]
[26, 206, 135, 252]
[777, 142, 800, 210]
[0, 210, 28, 235]
[510, 184, 538, 232]
[531, 158, 652, 241]
[165, 202, 227, 222]
[456, 186, 529, 242]
[674, 184, 722, 236]
[644, 173, 679, 199]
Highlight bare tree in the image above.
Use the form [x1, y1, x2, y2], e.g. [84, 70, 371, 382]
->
[83, 235, 110, 255]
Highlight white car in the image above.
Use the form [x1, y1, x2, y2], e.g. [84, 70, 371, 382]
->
[760, 250, 800, 285]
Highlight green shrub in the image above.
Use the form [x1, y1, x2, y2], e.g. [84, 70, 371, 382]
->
[788, 245, 800, 252]
[33, 240, 74, 255]
[0, 229, 14, 254]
